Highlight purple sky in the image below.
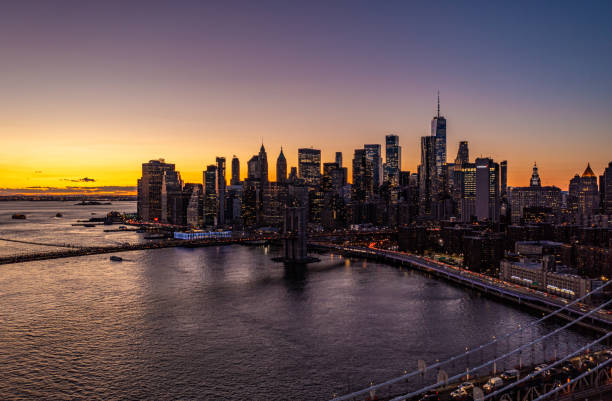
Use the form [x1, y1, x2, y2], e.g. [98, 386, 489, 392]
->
[1, 1, 611, 190]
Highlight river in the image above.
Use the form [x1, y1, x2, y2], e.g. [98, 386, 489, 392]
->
[0, 201, 596, 400]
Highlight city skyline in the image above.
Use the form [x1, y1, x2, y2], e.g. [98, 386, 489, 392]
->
[2, 1, 612, 193]
[1, 131, 609, 195]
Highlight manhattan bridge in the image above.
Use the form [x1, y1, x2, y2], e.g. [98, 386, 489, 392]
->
[327, 261, 612, 401]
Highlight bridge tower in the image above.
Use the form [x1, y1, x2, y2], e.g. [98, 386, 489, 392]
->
[282, 206, 308, 262]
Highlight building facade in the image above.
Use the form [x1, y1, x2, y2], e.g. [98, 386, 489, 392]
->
[298, 148, 321, 186]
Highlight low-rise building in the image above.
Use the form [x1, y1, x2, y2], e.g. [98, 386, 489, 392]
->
[500, 256, 592, 299]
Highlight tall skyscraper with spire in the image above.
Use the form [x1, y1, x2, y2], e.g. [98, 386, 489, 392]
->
[276, 147, 287, 183]
[432, 92, 447, 178]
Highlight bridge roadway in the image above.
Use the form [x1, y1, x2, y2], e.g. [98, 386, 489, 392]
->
[313, 243, 612, 333]
[373, 351, 612, 401]
[0, 237, 84, 249]
[0, 236, 282, 265]
[0, 229, 396, 266]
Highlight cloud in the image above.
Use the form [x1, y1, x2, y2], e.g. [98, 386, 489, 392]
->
[0, 186, 136, 195]
[61, 177, 96, 182]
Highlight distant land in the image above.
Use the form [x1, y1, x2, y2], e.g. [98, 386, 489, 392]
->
[0, 195, 137, 202]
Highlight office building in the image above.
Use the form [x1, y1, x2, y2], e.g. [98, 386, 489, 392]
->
[298, 148, 321, 186]
[431, 93, 447, 179]
[335, 152, 342, 168]
[418, 136, 436, 217]
[183, 183, 203, 227]
[137, 159, 176, 222]
[458, 163, 476, 222]
[500, 160, 508, 197]
[384, 134, 401, 186]
[231, 155, 240, 185]
[352, 148, 374, 202]
[568, 163, 600, 221]
[216, 157, 226, 225]
[455, 141, 469, 165]
[475, 157, 500, 222]
[364, 144, 383, 189]
[204, 165, 218, 226]
[276, 147, 287, 183]
[160, 170, 183, 224]
[510, 163, 562, 223]
[602, 162, 612, 213]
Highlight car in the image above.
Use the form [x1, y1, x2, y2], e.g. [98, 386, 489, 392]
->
[500, 369, 519, 381]
[601, 350, 612, 359]
[450, 388, 469, 400]
[578, 356, 596, 370]
[458, 381, 474, 392]
[561, 361, 578, 378]
[483, 377, 504, 393]
[532, 364, 552, 381]
[418, 390, 440, 401]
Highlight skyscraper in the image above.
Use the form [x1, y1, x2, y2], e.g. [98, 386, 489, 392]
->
[500, 160, 508, 197]
[258, 144, 268, 183]
[247, 155, 260, 179]
[431, 93, 447, 178]
[298, 148, 321, 186]
[246, 144, 269, 182]
[216, 157, 226, 225]
[183, 183, 203, 227]
[458, 162, 476, 222]
[475, 157, 500, 222]
[364, 144, 383, 188]
[384, 134, 401, 186]
[160, 170, 183, 224]
[602, 162, 612, 214]
[455, 141, 469, 165]
[530, 163, 542, 187]
[335, 152, 343, 168]
[352, 148, 373, 202]
[137, 159, 176, 222]
[231, 155, 240, 185]
[204, 165, 218, 226]
[418, 136, 436, 217]
[570, 163, 599, 219]
[276, 147, 287, 183]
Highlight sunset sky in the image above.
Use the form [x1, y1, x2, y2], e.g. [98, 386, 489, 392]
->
[1, 1, 611, 194]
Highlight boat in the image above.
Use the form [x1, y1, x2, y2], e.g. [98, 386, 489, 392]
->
[11, 214, 26, 220]
[55, 213, 63, 218]
[109, 256, 123, 262]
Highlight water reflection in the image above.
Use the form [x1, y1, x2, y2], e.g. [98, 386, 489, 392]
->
[0, 245, 597, 400]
